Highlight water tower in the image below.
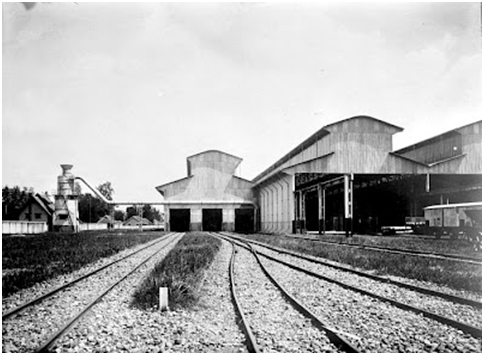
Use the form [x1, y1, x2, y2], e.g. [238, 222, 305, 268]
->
[53, 164, 79, 232]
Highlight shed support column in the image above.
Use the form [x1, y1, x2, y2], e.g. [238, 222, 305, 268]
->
[344, 174, 354, 237]
[293, 191, 298, 234]
[301, 191, 306, 234]
[296, 191, 304, 234]
[318, 185, 322, 235]
[254, 206, 258, 233]
[318, 185, 325, 235]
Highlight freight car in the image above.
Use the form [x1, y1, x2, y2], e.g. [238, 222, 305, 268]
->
[418, 202, 482, 241]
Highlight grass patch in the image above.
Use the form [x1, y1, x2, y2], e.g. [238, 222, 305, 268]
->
[313, 234, 481, 258]
[245, 234, 482, 293]
[2, 230, 165, 297]
[132, 232, 221, 311]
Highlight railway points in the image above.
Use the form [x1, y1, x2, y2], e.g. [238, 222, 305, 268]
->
[218, 232, 482, 352]
[216, 233, 359, 353]
[222, 232, 482, 308]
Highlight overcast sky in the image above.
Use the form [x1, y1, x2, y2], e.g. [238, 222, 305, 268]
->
[2, 2, 482, 205]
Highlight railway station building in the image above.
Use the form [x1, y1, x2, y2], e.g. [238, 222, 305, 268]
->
[157, 116, 481, 234]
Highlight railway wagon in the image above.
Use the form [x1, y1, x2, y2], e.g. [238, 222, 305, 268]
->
[419, 202, 482, 240]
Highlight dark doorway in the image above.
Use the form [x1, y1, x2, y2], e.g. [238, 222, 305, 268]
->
[203, 209, 222, 231]
[170, 209, 190, 231]
[305, 190, 319, 231]
[235, 208, 254, 233]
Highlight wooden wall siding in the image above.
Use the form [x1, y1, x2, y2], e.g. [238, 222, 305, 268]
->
[254, 116, 401, 185]
[324, 116, 402, 135]
[257, 120, 481, 181]
[157, 177, 192, 199]
[161, 168, 253, 201]
[282, 132, 394, 174]
[456, 121, 482, 135]
[157, 151, 254, 202]
[259, 173, 294, 234]
[427, 134, 481, 174]
[187, 150, 242, 176]
[19, 203, 50, 223]
[226, 177, 255, 201]
[396, 133, 462, 165]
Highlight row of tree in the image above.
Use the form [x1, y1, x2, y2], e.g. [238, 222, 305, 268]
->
[2, 182, 162, 223]
[2, 186, 35, 220]
[77, 181, 162, 223]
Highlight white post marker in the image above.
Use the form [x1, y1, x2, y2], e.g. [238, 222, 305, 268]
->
[159, 287, 169, 311]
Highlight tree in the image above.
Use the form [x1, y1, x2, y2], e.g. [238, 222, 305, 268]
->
[142, 204, 162, 222]
[77, 181, 114, 223]
[97, 182, 114, 201]
[114, 210, 125, 221]
[74, 181, 82, 195]
[78, 194, 110, 223]
[126, 206, 138, 220]
[2, 186, 33, 220]
[125, 205, 161, 222]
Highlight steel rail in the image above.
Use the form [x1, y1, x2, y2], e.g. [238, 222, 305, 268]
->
[35, 233, 183, 353]
[285, 234, 482, 263]
[219, 233, 482, 339]
[221, 232, 482, 309]
[224, 238, 261, 353]
[214, 233, 361, 353]
[2, 232, 176, 320]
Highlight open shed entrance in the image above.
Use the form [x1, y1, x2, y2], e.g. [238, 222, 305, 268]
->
[170, 209, 190, 232]
[203, 209, 222, 231]
[235, 208, 254, 233]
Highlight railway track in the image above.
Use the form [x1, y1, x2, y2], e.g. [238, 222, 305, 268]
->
[285, 233, 482, 263]
[218, 233, 482, 352]
[2, 232, 183, 353]
[215, 233, 360, 352]
[223, 232, 481, 308]
[3, 232, 177, 320]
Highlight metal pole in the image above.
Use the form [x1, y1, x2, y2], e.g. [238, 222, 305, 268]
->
[323, 188, 326, 235]
[318, 184, 322, 235]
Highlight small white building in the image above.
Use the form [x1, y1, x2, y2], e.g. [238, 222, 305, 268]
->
[18, 193, 55, 231]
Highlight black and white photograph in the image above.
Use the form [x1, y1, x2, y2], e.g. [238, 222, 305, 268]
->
[2, 1, 482, 353]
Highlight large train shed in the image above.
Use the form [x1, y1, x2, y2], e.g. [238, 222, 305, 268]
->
[157, 116, 481, 233]
[253, 115, 481, 235]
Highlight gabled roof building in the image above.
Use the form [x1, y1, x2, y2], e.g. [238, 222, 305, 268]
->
[156, 150, 255, 232]
[18, 193, 55, 230]
[123, 215, 153, 226]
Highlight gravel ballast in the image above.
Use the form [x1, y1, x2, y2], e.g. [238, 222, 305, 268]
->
[259, 254, 482, 353]
[252, 243, 482, 328]
[2, 233, 182, 353]
[234, 233, 482, 302]
[3, 231, 481, 353]
[2, 234, 170, 315]
[233, 245, 340, 353]
[50, 238, 245, 353]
